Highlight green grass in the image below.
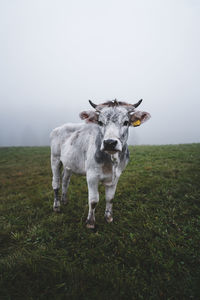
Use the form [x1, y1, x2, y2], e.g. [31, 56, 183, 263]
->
[0, 144, 200, 299]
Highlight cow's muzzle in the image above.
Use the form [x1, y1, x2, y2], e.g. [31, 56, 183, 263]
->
[103, 139, 118, 152]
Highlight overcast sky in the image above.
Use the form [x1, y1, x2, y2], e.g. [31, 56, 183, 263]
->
[0, 0, 199, 146]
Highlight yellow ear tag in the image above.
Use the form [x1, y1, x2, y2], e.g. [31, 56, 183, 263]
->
[132, 119, 141, 127]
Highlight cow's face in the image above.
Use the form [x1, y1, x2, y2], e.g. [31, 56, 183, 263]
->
[80, 100, 151, 154]
[97, 106, 130, 154]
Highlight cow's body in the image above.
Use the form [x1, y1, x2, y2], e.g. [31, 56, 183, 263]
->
[50, 100, 150, 228]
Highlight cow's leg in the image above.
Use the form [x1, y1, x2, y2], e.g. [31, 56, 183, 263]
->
[61, 167, 72, 205]
[86, 173, 99, 229]
[51, 155, 62, 212]
[105, 182, 118, 223]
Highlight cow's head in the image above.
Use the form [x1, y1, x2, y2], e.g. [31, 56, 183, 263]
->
[80, 99, 151, 154]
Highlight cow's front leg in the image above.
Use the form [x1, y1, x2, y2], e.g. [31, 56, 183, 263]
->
[86, 173, 99, 229]
[105, 182, 118, 223]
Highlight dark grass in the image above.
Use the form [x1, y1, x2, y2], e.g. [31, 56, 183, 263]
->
[0, 144, 200, 299]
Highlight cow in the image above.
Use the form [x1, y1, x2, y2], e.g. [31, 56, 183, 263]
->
[50, 99, 151, 228]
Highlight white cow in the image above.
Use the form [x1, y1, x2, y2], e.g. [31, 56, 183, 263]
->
[50, 99, 151, 228]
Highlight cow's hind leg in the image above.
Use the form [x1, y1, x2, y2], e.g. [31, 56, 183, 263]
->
[61, 167, 72, 205]
[105, 183, 118, 223]
[86, 173, 99, 229]
[51, 155, 62, 212]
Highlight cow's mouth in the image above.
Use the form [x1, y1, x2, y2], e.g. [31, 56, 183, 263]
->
[102, 148, 121, 155]
[103, 149, 120, 155]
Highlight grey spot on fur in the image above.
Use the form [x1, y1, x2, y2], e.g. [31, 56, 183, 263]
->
[111, 113, 120, 123]
[54, 188, 59, 201]
[126, 148, 130, 161]
[94, 131, 112, 164]
[119, 144, 129, 163]
[120, 127, 129, 141]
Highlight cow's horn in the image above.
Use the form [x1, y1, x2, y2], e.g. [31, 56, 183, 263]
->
[89, 100, 98, 109]
[133, 99, 143, 108]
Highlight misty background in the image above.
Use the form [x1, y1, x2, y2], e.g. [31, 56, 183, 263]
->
[0, 0, 199, 146]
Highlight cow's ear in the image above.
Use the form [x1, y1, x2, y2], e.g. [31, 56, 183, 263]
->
[130, 111, 151, 127]
[79, 110, 98, 124]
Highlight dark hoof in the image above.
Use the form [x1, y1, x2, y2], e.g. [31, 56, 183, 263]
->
[61, 195, 68, 205]
[61, 199, 68, 205]
[86, 219, 95, 229]
[53, 205, 60, 212]
[105, 214, 113, 223]
[86, 223, 95, 229]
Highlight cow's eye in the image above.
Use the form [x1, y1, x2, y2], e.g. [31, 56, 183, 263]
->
[98, 121, 103, 127]
[123, 121, 129, 126]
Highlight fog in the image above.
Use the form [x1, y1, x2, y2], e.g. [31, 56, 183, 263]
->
[0, 0, 199, 146]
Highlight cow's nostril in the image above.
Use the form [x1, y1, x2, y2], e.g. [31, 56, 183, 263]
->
[104, 139, 118, 150]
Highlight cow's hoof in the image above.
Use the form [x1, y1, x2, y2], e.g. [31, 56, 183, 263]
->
[86, 223, 95, 229]
[61, 199, 68, 205]
[86, 219, 95, 229]
[53, 206, 60, 212]
[105, 215, 113, 223]
[61, 195, 68, 205]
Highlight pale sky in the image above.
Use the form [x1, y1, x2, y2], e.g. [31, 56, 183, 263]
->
[0, 0, 199, 146]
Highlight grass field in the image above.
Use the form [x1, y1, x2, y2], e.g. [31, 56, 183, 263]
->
[0, 144, 200, 299]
